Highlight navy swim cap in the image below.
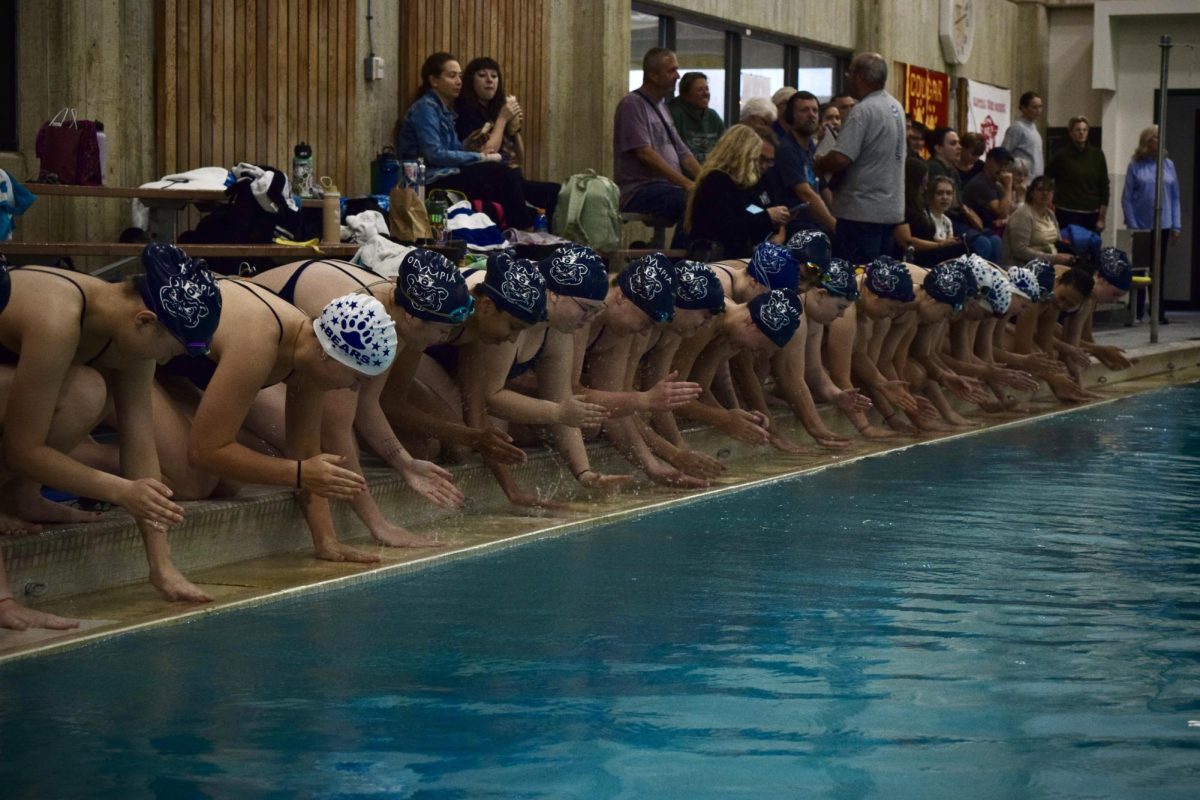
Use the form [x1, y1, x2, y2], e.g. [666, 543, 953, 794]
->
[538, 244, 608, 301]
[787, 229, 832, 273]
[1098, 247, 1132, 291]
[673, 260, 725, 312]
[617, 253, 676, 323]
[395, 248, 474, 324]
[818, 258, 859, 300]
[864, 255, 915, 303]
[137, 242, 222, 356]
[481, 252, 548, 325]
[748, 240, 801, 291]
[748, 288, 803, 348]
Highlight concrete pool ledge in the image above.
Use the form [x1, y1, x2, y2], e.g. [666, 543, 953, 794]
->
[2, 336, 1198, 663]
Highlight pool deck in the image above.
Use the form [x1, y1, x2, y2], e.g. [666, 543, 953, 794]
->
[3, 312, 1199, 663]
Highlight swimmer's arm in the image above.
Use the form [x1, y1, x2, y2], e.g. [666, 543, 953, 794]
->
[539, 330, 596, 478]
[3, 316, 128, 501]
[379, 349, 487, 449]
[352, 374, 418, 472]
[804, 323, 838, 402]
[580, 336, 651, 416]
[645, 332, 689, 446]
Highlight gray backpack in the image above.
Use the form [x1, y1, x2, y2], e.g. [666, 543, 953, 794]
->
[554, 170, 622, 253]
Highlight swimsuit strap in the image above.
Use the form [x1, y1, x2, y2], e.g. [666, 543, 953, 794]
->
[223, 278, 286, 344]
[277, 259, 370, 304]
[16, 267, 112, 365]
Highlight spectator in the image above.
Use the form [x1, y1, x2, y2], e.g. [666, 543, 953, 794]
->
[771, 91, 836, 234]
[455, 56, 561, 225]
[613, 47, 701, 231]
[684, 125, 789, 259]
[1003, 176, 1076, 266]
[926, 126, 1000, 261]
[771, 86, 798, 119]
[831, 92, 856, 121]
[814, 53, 906, 264]
[1002, 91, 1045, 178]
[668, 71, 725, 164]
[818, 102, 841, 135]
[957, 132, 986, 183]
[739, 97, 777, 127]
[1122, 125, 1181, 323]
[906, 116, 929, 159]
[1046, 115, 1110, 232]
[962, 146, 1015, 230]
[397, 52, 534, 229]
[895, 160, 967, 267]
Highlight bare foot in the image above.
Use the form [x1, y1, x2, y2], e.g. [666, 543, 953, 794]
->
[370, 521, 446, 549]
[0, 511, 42, 536]
[150, 566, 214, 603]
[0, 483, 102, 525]
[314, 541, 381, 564]
[0, 598, 80, 631]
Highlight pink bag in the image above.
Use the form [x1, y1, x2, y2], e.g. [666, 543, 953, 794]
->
[35, 108, 102, 185]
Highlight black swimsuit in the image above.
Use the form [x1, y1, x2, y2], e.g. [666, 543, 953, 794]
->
[161, 280, 290, 390]
[274, 259, 372, 304]
[0, 268, 113, 366]
[507, 328, 549, 381]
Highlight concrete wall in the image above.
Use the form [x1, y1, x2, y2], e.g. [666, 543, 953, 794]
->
[1047, 5, 1102, 126]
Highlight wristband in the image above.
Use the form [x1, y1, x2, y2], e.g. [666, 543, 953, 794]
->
[296, 459, 303, 489]
[573, 468, 594, 481]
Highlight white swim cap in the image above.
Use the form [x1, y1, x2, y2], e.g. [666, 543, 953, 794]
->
[312, 293, 398, 376]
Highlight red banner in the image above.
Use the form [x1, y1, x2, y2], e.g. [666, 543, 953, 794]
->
[899, 62, 951, 129]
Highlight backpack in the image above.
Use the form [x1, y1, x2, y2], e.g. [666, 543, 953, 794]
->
[554, 170, 621, 252]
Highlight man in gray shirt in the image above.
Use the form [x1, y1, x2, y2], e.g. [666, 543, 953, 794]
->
[815, 52, 906, 264]
[613, 47, 701, 228]
[1001, 91, 1044, 178]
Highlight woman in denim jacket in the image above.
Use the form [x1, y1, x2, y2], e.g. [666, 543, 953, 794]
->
[396, 52, 534, 230]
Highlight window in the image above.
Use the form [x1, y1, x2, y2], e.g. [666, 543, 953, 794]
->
[629, 5, 846, 124]
[740, 36, 785, 105]
[0, 0, 16, 150]
[673, 21, 726, 123]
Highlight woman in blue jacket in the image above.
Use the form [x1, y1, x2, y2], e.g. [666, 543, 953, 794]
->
[1122, 125, 1181, 323]
[396, 52, 534, 230]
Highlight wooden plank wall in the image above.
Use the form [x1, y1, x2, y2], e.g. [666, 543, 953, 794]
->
[156, 0, 357, 191]
[399, 0, 551, 181]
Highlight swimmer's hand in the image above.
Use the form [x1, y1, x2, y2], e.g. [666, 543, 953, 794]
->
[641, 371, 704, 412]
[401, 459, 465, 509]
[300, 454, 366, 499]
[663, 448, 726, 479]
[1090, 344, 1134, 371]
[717, 408, 771, 445]
[833, 388, 872, 413]
[505, 486, 571, 511]
[119, 478, 184, 530]
[556, 395, 609, 428]
[314, 540, 380, 564]
[878, 380, 920, 413]
[645, 460, 709, 489]
[471, 426, 527, 465]
[577, 470, 636, 491]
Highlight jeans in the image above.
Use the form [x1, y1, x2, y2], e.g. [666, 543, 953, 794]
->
[834, 218, 898, 264]
[964, 230, 1002, 263]
[623, 182, 689, 247]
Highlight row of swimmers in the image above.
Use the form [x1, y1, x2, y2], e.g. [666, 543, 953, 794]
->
[0, 232, 1134, 630]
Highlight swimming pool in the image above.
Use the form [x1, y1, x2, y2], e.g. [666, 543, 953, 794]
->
[2, 384, 1198, 798]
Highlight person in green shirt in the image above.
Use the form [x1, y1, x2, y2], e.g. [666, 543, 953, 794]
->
[668, 72, 725, 164]
[1045, 115, 1110, 233]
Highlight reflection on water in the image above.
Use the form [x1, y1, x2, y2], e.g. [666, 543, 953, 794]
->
[2, 386, 1199, 798]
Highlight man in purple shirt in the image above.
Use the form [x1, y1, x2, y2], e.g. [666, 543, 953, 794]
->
[613, 48, 701, 230]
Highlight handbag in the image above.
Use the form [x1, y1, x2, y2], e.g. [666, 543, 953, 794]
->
[35, 108, 102, 185]
[388, 185, 433, 242]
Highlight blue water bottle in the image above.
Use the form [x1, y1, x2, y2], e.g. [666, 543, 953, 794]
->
[533, 208, 548, 234]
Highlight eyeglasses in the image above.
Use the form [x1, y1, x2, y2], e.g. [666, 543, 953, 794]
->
[757, 156, 775, 168]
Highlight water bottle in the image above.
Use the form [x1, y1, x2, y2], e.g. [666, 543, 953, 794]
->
[533, 208, 548, 234]
[904, 245, 916, 264]
[95, 121, 108, 185]
[292, 142, 313, 198]
[320, 177, 341, 245]
[417, 158, 427, 204]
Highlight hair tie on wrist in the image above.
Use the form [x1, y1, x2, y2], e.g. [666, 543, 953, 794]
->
[573, 467, 593, 481]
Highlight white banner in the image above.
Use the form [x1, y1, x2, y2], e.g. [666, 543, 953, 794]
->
[964, 79, 1012, 154]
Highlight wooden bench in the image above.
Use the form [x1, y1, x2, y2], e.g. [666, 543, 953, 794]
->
[619, 211, 673, 249]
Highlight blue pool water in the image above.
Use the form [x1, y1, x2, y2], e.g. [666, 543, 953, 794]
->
[2, 385, 1199, 798]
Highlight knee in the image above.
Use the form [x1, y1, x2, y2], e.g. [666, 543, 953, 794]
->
[59, 367, 108, 422]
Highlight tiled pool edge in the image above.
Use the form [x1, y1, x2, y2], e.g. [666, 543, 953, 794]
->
[4, 366, 1196, 666]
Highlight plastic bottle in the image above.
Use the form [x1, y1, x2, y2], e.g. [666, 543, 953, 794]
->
[533, 208, 548, 234]
[417, 158, 427, 204]
[321, 177, 341, 245]
[94, 121, 108, 185]
[904, 245, 916, 264]
[292, 142, 313, 198]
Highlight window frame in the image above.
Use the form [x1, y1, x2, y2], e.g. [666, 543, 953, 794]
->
[632, 2, 849, 123]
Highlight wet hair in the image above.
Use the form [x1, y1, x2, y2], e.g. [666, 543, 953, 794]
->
[460, 56, 506, 121]
[1018, 91, 1041, 109]
[925, 126, 957, 154]
[1058, 266, 1094, 298]
[679, 71, 707, 96]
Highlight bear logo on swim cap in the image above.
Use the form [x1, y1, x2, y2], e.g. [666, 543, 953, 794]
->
[673, 260, 725, 312]
[313, 293, 398, 377]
